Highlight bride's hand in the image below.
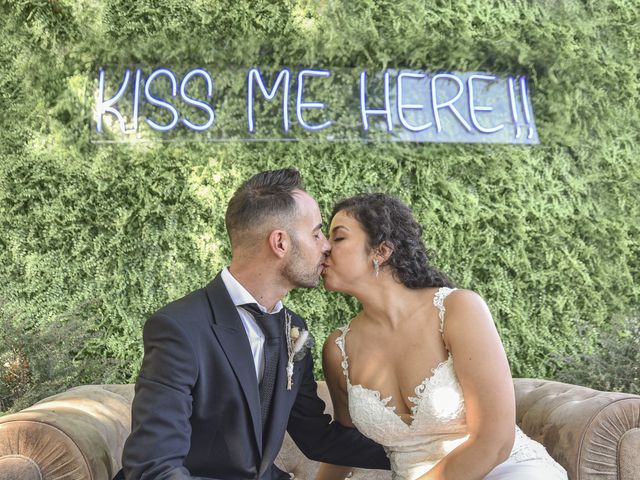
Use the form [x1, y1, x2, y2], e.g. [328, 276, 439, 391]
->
[315, 463, 353, 480]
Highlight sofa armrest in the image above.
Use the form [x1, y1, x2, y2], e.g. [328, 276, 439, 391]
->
[514, 378, 640, 480]
[0, 384, 134, 480]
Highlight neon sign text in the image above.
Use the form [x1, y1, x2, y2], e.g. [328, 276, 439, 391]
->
[93, 66, 538, 143]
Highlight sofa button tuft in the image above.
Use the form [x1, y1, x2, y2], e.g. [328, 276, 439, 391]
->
[0, 454, 43, 480]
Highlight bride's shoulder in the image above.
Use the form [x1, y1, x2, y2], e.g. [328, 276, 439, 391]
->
[443, 288, 489, 309]
[322, 315, 360, 362]
[323, 327, 346, 348]
[433, 288, 494, 330]
[322, 323, 355, 389]
[427, 286, 485, 306]
[322, 319, 349, 349]
[323, 312, 364, 342]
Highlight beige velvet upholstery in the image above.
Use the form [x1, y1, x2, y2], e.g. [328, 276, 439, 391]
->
[0, 380, 638, 480]
[0, 454, 43, 480]
[0, 385, 133, 480]
[513, 378, 640, 480]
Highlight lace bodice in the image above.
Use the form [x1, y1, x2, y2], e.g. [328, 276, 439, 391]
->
[335, 287, 567, 480]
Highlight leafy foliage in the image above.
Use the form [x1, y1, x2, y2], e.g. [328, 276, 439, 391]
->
[552, 313, 640, 395]
[1, 0, 638, 410]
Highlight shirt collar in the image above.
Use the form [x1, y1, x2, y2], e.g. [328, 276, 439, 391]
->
[221, 267, 283, 314]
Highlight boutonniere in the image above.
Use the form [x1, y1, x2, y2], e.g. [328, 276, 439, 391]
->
[284, 310, 315, 390]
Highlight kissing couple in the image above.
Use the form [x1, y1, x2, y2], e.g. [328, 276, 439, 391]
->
[115, 168, 567, 480]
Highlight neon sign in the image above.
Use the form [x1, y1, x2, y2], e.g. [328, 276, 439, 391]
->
[93, 66, 538, 143]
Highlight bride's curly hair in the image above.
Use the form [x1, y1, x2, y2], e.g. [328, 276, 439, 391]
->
[331, 193, 455, 289]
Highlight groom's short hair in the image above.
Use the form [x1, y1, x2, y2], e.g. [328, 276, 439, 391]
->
[225, 168, 304, 249]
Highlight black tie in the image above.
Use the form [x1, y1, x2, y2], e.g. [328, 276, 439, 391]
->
[241, 303, 283, 431]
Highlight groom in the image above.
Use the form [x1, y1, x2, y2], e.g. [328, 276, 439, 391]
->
[116, 168, 390, 479]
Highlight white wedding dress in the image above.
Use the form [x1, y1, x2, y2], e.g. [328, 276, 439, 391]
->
[335, 287, 567, 480]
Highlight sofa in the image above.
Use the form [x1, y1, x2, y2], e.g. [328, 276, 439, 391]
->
[0, 379, 638, 480]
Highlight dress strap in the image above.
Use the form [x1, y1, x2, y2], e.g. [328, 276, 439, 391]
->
[433, 287, 457, 341]
[334, 325, 351, 385]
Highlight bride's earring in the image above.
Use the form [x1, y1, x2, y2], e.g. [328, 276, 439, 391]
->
[373, 258, 379, 277]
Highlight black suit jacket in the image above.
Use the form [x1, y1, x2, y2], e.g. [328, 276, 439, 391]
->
[117, 273, 390, 479]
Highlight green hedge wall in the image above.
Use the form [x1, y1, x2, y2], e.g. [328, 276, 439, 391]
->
[1, 0, 639, 410]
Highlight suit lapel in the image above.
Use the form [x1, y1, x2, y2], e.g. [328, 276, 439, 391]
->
[205, 274, 263, 454]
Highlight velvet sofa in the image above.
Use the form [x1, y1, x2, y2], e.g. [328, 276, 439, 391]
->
[0, 379, 638, 480]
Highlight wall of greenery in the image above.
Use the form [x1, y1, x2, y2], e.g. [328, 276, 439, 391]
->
[1, 0, 638, 412]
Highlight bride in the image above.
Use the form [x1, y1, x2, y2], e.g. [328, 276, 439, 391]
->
[315, 193, 567, 480]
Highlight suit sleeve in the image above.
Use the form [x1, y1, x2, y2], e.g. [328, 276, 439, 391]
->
[121, 313, 222, 480]
[285, 350, 390, 470]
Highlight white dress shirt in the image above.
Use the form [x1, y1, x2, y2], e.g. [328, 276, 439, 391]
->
[220, 267, 284, 382]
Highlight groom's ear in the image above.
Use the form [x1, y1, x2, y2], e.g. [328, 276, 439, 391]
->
[267, 229, 289, 258]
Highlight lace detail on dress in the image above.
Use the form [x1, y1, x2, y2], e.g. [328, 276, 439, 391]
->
[338, 309, 467, 449]
[335, 326, 351, 381]
[433, 287, 456, 340]
[510, 426, 568, 475]
[407, 353, 457, 420]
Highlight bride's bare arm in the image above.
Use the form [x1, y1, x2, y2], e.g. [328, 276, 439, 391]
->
[419, 290, 515, 480]
[314, 330, 356, 480]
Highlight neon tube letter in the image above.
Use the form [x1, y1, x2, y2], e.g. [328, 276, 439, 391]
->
[431, 73, 472, 133]
[296, 69, 332, 131]
[397, 71, 432, 132]
[180, 68, 215, 131]
[247, 68, 291, 133]
[96, 68, 130, 133]
[360, 70, 393, 132]
[144, 68, 179, 132]
[467, 74, 504, 134]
